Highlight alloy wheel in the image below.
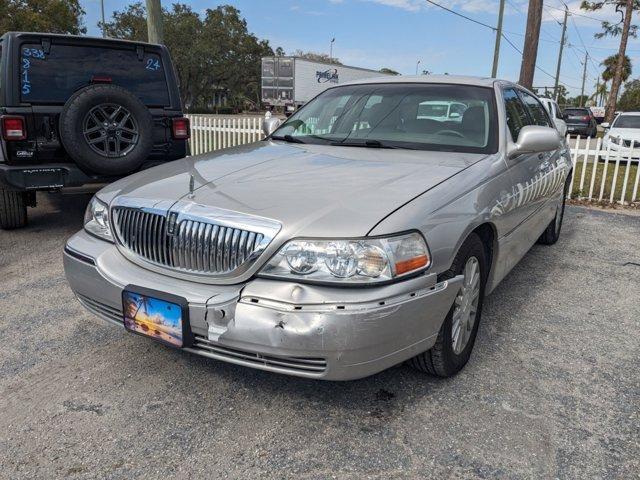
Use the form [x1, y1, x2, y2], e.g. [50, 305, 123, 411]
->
[83, 103, 139, 158]
[451, 256, 481, 355]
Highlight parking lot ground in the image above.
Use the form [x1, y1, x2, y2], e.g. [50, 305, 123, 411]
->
[0, 194, 639, 479]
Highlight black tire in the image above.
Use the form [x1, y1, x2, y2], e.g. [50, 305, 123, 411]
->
[0, 188, 28, 229]
[537, 176, 570, 245]
[408, 233, 487, 377]
[59, 84, 154, 176]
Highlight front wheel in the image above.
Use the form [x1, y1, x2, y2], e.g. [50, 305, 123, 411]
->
[408, 233, 487, 377]
[0, 188, 28, 229]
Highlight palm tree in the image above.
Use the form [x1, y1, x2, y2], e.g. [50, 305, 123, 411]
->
[591, 82, 609, 106]
[601, 54, 632, 88]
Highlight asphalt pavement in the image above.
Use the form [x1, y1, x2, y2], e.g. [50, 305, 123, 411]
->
[0, 193, 638, 479]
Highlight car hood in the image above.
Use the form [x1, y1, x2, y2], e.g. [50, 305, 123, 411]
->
[607, 128, 640, 140]
[101, 141, 487, 237]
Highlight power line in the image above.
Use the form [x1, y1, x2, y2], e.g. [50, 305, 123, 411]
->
[424, 0, 496, 30]
[501, 33, 580, 89]
[423, 0, 582, 92]
[545, 4, 607, 23]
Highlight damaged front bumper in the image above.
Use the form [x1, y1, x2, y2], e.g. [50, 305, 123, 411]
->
[64, 230, 462, 380]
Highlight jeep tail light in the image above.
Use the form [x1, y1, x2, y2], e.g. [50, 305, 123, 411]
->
[1, 116, 27, 141]
[583, 116, 590, 121]
[172, 117, 190, 140]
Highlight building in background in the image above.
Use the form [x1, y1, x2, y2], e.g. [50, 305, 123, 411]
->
[261, 56, 391, 112]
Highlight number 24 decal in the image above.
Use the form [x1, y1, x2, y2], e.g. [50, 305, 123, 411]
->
[146, 58, 161, 71]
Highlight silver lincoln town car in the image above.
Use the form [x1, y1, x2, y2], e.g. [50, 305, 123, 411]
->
[64, 76, 571, 380]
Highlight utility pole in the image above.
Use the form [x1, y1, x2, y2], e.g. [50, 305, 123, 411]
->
[145, 0, 163, 44]
[580, 52, 588, 107]
[595, 75, 601, 106]
[605, 0, 634, 123]
[553, 6, 568, 102]
[100, 0, 106, 38]
[519, 0, 543, 89]
[329, 38, 335, 63]
[416, 60, 421, 75]
[491, 0, 506, 78]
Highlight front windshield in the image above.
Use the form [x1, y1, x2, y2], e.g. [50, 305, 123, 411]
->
[272, 83, 498, 154]
[613, 115, 640, 129]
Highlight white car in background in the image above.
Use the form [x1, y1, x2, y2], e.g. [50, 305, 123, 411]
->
[539, 97, 568, 137]
[417, 100, 468, 122]
[602, 112, 640, 161]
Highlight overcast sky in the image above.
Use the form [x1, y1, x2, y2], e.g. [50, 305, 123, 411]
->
[80, 0, 640, 97]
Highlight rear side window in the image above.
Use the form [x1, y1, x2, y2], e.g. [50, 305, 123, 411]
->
[503, 88, 531, 141]
[519, 91, 551, 127]
[20, 43, 169, 106]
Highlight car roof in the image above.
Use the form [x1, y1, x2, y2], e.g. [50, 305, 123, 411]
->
[616, 111, 640, 116]
[340, 74, 499, 88]
[0, 31, 161, 49]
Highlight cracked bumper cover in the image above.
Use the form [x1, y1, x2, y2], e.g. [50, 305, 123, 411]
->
[64, 230, 462, 380]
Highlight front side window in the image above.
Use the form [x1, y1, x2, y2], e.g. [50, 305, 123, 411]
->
[20, 43, 169, 106]
[503, 88, 532, 141]
[612, 115, 640, 128]
[519, 91, 552, 127]
[273, 83, 498, 154]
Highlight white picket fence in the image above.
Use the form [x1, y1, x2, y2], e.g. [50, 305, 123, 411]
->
[567, 134, 639, 205]
[186, 115, 639, 207]
[186, 114, 263, 155]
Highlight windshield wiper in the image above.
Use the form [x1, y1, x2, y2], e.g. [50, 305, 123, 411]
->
[331, 139, 401, 149]
[271, 134, 306, 144]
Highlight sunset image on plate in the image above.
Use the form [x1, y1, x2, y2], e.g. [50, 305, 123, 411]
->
[123, 291, 183, 347]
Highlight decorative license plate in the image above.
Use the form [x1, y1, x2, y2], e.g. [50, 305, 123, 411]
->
[122, 287, 191, 348]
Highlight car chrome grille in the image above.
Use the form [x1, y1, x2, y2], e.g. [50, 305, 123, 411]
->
[112, 207, 266, 274]
[189, 335, 327, 375]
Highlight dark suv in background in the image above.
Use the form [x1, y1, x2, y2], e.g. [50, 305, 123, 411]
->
[0, 32, 189, 229]
[562, 107, 598, 137]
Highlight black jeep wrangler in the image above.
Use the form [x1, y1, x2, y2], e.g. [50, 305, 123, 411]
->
[0, 32, 189, 229]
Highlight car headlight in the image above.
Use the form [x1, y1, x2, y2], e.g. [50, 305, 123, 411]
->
[259, 232, 430, 284]
[84, 196, 113, 242]
[609, 135, 619, 145]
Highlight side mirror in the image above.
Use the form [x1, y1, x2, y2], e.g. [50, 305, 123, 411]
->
[262, 112, 282, 137]
[508, 125, 562, 159]
[601, 122, 610, 129]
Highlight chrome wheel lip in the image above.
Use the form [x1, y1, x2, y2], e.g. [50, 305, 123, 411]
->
[451, 256, 481, 355]
[82, 103, 139, 158]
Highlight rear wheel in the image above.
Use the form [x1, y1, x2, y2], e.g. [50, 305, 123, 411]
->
[538, 176, 570, 245]
[409, 233, 487, 377]
[0, 188, 28, 229]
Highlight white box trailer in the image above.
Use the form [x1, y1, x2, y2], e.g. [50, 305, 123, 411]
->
[261, 56, 392, 110]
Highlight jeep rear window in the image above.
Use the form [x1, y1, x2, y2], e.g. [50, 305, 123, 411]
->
[20, 43, 170, 106]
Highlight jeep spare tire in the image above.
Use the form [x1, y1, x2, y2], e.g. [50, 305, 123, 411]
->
[59, 84, 154, 175]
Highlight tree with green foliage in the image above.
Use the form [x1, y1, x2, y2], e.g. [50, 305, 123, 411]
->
[582, 0, 638, 121]
[617, 79, 640, 110]
[293, 50, 342, 65]
[379, 67, 400, 75]
[102, 3, 275, 112]
[0, 0, 86, 36]
[567, 95, 590, 107]
[601, 54, 632, 83]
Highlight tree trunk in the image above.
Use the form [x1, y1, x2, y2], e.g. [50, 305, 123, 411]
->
[605, 0, 633, 123]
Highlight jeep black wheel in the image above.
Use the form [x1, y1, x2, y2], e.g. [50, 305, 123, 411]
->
[59, 84, 154, 176]
[0, 188, 28, 229]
